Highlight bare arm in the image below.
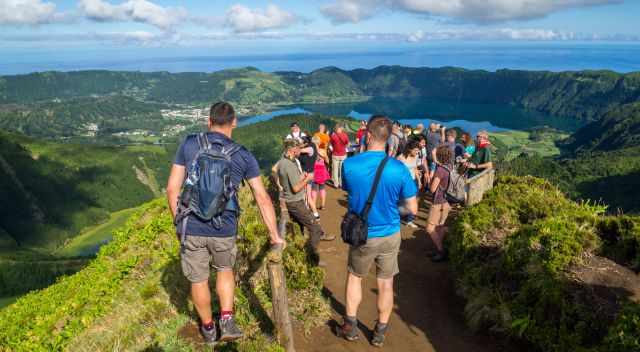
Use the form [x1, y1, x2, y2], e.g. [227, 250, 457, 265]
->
[292, 173, 312, 194]
[430, 176, 441, 195]
[404, 196, 418, 215]
[166, 164, 186, 220]
[247, 177, 284, 245]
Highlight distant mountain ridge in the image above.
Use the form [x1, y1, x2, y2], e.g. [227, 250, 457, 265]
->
[2, 66, 639, 122]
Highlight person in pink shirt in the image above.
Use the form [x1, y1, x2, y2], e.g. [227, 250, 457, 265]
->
[330, 124, 350, 188]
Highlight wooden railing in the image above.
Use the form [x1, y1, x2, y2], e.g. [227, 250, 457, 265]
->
[465, 168, 496, 206]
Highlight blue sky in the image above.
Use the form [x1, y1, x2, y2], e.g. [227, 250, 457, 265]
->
[0, 0, 639, 57]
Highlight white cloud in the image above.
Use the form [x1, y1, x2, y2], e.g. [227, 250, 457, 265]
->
[0, 0, 68, 25]
[78, 0, 187, 30]
[320, 0, 380, 24]
[321, 0, 622, 24]
[407, 29, 425, 42]
[225, 4, 299, 33]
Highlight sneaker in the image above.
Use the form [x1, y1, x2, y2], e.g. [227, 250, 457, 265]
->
[320, 233, 335, 241]
[406, 221, 419, 229]
[336, 318, 359, 341]
[219, 316, 243, 342]
[314, 212, 320, 220]
[199, 323, 217, 346]
[371, 321, 388, 348]
[431, 251, 448, 263]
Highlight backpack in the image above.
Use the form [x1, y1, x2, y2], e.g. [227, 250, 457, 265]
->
[441, 164, 466, 204]
[176, 133, 243, 249]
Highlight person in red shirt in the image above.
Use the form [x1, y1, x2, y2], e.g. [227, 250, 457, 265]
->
[330, 124, 350, 188]
[355, 120, 367, 148]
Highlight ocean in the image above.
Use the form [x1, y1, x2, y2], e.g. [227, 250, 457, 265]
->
[1, 42, 639, 75]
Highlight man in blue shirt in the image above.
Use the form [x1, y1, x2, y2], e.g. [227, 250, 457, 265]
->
[166, 102, 284, 345]
[337, 115, 418, 347]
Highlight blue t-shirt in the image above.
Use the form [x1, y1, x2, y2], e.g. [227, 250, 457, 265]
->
[342, 151, 417, 238]
[173, 132, 260, 237]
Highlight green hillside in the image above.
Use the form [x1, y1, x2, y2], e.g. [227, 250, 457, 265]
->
[0, 187, 329, 351]
[0, 130, 172, 248]
[450, 176, 640, 352]
[503, 102, 640, 214]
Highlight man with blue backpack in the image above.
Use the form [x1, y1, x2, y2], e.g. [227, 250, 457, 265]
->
[166, 102, 284, 346]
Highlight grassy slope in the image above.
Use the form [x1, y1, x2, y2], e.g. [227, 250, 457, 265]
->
[0, 130, 172, 248]
[491, 129, 568, 161]
[0, 185, 329, 351]
[449, 176, 640, 351]
[54, 207, 138, 258]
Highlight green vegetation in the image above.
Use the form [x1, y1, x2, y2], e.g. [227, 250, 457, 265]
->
[449, 176, 640, 352]
[491, 127, 568, 161]
[54, 207, 139, 258]
[0, 185, 329, 351]
[0, 130, 172, 248]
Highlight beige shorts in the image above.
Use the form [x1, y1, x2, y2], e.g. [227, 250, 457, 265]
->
[428, 203, 451, 226]
[181, 235, 237, 283]
[348, 232, 401, 279]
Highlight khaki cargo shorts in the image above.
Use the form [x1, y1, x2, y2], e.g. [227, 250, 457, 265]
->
[348, 232, 401, 279]
[181, 235, 237, 283]
[428, 203, 451, 227]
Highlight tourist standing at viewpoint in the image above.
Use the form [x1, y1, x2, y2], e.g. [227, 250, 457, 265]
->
[330, 124, 350, 188]
[298, 135, 320, 218]
[461, 132, 476, 158]
[277, 139, 334, 255]
[356, 120, 367, 147]
[425, 122, 445, 182]
[387, 121, 405, 157]
[338, 115, 418, 347]
[397, 139, 421, 228]
[286, 122, 306, 143]
[311, 136, 330, 212]
[427, 145, 453, 262]
[465, 130, 493, 177]
[442, 129, 465, 163]
[166, 102, 284, 345]
[314, 123, 331, 156]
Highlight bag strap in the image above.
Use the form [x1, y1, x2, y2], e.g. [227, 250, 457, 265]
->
[361, 156, 390, 220]
[197, 133, 211, 150]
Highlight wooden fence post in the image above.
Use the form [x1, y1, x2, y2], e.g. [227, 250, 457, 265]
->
[267, 245, 295, 352]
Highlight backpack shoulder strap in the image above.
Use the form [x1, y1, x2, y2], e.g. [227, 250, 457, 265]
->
[361, 156, 390, 219]
[197, 132, 211, 150]
[223, 142, 244, 156]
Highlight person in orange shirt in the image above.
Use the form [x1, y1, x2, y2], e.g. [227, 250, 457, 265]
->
[313, 123, 331, 154]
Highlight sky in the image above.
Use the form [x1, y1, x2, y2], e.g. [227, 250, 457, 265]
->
[1, 0, 639, 50]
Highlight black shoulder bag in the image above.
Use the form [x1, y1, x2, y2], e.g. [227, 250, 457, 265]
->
[341, 156, 390, 247]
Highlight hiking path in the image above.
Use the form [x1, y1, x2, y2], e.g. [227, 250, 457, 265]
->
[293, 187, 514, 352]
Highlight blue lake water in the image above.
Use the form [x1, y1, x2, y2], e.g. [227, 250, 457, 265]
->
[241, 97, 584, 135]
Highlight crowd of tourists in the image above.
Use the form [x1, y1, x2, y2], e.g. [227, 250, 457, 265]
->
[166, 101, 494, 347]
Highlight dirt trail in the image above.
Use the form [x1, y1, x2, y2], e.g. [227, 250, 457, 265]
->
[293, 187, 513, 352]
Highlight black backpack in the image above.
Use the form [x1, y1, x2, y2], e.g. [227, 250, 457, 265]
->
[176, 133, 243, 250]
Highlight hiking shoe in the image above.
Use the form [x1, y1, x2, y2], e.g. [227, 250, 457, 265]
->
[406, 221, 419, 229]
[219, 316, 243, 342]
[314, 212, 320, 220]
[199, 323, 217, 346]
[320, 233, 335, 241]
[371, 321, 389, 348]
[431, 251, 448, 263]
[336, 319, 359, 341]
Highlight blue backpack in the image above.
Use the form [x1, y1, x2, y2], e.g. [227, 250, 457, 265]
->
[176, 133, 243, 249]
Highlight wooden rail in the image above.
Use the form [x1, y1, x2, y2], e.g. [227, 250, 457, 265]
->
[465, 168, 495, 206]
[267, 245, 296, 352]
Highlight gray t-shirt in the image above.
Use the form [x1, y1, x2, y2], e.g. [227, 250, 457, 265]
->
[277, 157, 306, 202]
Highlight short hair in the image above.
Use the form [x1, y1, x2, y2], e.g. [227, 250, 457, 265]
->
[436, 145, 453, 165]
[367, 115, 392, 143]
[290, 122, 299, 128]
[209, 102, 236, 126]
[403, 139, 421, 157]
[446, 129, 457, 138]
[477, 130, 489, 138]
[283, 139, 300, 151]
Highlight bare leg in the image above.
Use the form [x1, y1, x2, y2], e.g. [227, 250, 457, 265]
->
[376, 277, 394, 324]
[426, 223, 443, 251]
[345, 273, 363, 317]
[192, 280, 213, 323]
[216, 270, 235, 312]
[319, 188, 327, 208]
[308, 184, 318, 215]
